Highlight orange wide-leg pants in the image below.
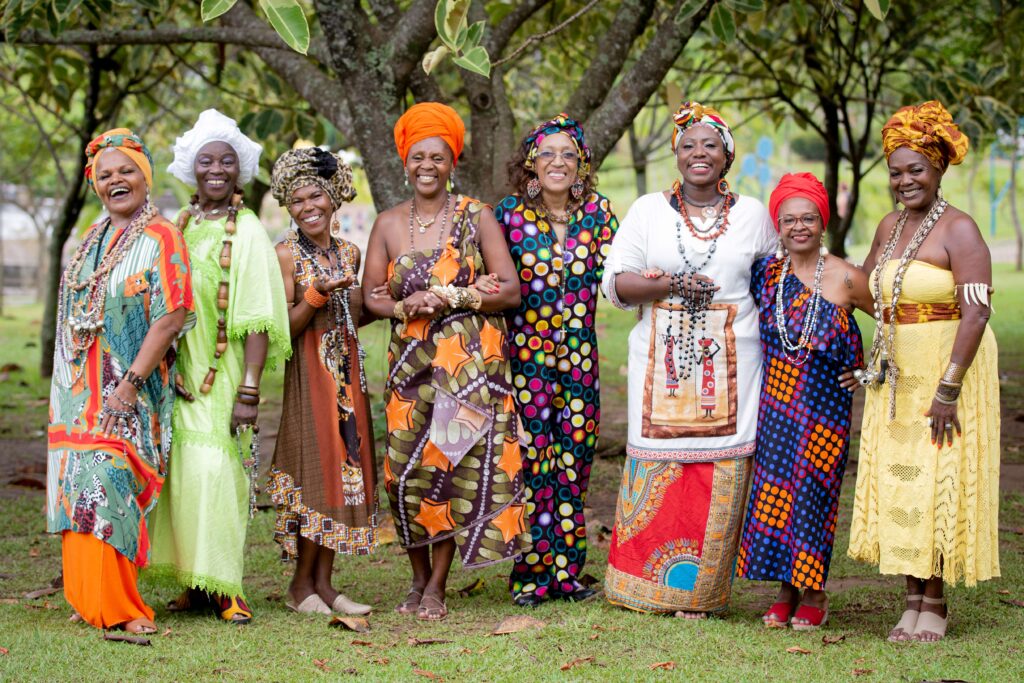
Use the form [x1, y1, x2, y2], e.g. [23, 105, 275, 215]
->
[61, 531, 154, 629]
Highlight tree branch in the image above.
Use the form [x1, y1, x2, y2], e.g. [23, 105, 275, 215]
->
[485, 0, 553, 57]
[493, 0, 601, 67]
[389, 0, 441, 84]
[10, 25, 290, 50]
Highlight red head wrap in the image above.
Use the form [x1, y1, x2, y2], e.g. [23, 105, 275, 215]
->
[768, 172, 830, 231]
[393, 102, 466, 166]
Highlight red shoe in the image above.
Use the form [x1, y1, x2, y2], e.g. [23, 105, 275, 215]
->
[791, 603, 829, 631]
[762, 601, 797, 629]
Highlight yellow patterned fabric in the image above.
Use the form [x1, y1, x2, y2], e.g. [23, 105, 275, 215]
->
[848, 260, 1000, 585]
[881, 100, 969, 171]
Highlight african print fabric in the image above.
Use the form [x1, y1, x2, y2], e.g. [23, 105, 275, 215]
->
[605, 456, 751, 613]
[47, 215, 193, 567]
[849, 260, 1000, 586]
[384, 195, 530, 568]
[736, 256, 863, 590]
[495, 192, 618, 599]
[267, 234, 378, 559]
[149, 209, 290, 597]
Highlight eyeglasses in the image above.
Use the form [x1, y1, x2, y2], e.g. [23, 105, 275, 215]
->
[535, 151, 579, 164]
[778, 214, 820, 229]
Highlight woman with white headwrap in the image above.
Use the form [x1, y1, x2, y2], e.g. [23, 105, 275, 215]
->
[149, 109, 290, 624]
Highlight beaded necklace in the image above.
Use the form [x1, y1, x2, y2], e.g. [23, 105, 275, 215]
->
[774, 253, 825, 366]
[57, 202, 157, 386]
[672, 180, 730, 240]
[855, 197, 948, 417]
[175, 190, 244, 394]
[408, 193, 453, 269]
[534, 201, 578, 345]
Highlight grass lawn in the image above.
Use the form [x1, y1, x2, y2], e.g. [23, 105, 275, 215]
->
[1, 265, 1023, 681]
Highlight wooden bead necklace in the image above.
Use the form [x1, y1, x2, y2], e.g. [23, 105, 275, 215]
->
[672, 180, 731, 241]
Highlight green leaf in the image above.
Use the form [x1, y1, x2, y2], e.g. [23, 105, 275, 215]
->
[790, 0, 809, 31]
[443, 0, 470, 45]
[434, 0, 453, 46]
[863, 0, 890, 21]
[52, 0, 84, 20]
[422, 45, 450, 75]
[258, 0, 309, 54]
[723, 0, 765, 12]
[673, 0, 705, 24]
[201, 0, 238, 21]
[252, 109, 285, 139]
[451, 44, 490, 78]
[708, 4, 736, 43]
[465, 20, 485, 48]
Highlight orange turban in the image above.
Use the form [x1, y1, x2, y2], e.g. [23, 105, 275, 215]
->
[881, 101, 969, 171]
[768, 172, 830, 231]
[393, 102, 465, 166]
[84, 128, 154, 192]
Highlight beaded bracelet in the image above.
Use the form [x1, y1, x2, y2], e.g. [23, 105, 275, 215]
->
[123, 370, 146, 391]
[304, 285, 329, 309]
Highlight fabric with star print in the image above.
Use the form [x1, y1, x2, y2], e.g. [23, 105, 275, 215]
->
[383, 195, 530, 568]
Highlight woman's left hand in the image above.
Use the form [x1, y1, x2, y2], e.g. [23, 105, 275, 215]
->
[100, 381, 138, 436]
[369, 284, 390, 300]
[925, 398, 960, 447]
[838, 368, 861, 392]
[231, 399, 258, 433]
[471, 273, 500, 294]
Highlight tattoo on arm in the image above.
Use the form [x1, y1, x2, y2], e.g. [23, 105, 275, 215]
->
[844, 271, 853, 289]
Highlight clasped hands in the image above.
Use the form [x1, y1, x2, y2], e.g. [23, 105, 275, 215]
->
[641, 268, 720, 296]
[372, 273, 499, 320]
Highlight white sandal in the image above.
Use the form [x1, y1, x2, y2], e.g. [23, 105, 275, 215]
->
[887, 593, 922, 642]
[911, 596, 948, 642]
[286, 593, 332, 615]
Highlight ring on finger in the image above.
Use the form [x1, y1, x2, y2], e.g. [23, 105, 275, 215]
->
[926, 417, 933, 427]
[944, 424, 953, 432]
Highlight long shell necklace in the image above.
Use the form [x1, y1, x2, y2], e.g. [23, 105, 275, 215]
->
[535, 200, 578, 345]
[774, 252, 825, 366]
[295, 228, 367, 406]
[854, 197, 948, 417]
[57, 202, 157, 386]
[175, 190, 244, 395]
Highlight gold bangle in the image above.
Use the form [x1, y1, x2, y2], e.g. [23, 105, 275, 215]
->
[941, 361, 968, 385]
[393, 300, 407, 322]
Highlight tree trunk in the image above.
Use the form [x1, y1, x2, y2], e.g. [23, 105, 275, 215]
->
[819, 101, 846, 257]
[628, 122, 648, 197]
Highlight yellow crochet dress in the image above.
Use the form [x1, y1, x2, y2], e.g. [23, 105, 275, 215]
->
[848, 260, 1000, 586]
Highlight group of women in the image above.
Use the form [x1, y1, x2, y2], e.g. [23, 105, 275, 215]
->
[46, 97, 999, 644]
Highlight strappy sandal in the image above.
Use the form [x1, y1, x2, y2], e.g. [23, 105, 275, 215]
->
[762, 599, 798, 629]
[395, 588, 423, 615]
[218, 595, 253, 625]
[911, 596, 948, 643]
[887, 593, 923, 642]
[417, 594, 448, 621]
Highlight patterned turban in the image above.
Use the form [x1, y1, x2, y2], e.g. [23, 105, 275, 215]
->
[521, 113, 593, 179]
[881, 100, 969, 171]
[271, 147, 356, 208]
[393, 102, 465, 166]
[768, 172, 830, 231]
[167, 109, 263, 187]
[671, 101, 736, 175]
[84, 128, 154, 192]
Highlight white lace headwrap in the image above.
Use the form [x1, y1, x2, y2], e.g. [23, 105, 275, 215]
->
[167, 109, 263, 188]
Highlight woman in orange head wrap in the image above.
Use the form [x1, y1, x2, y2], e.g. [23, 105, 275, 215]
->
[848, 101, 1000, 643]
[362, 102, 528, 621]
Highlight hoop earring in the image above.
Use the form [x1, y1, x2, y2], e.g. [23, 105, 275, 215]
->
[717, 178, 730, 196]
[527, 177, 541, 199]
[571, 178, 585, 200]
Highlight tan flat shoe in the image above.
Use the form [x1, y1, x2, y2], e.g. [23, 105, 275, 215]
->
[285, 594, 331, 615]
[331, 594, 371, 616]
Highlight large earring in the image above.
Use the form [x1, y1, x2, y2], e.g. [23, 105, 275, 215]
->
[404, 167, 410, 188]
[717, 178, 730, 196]
[527, 177, 541, 199]
[775, 244, 785, 260]
[571, 178, 585, 200]
[447, 171, 456, 193]
[331, 213, 341, 238]
[819, 233, 829, 257]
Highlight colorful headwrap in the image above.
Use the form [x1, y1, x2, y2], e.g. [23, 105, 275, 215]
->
[270, 147, 356, 208]
[84, 128, 154, 192]
[393, 102, 466, 166]
[768, 172, 830, 231]
[671, 101, 736, 175]
[521, 113, 593, 179]
[167, 109, 263, 188]
[881, 100, 969, 171]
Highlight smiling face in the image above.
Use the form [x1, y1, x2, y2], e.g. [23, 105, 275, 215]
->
[675, 125, 727, 189]
[93, 149, 148, 222]
[194, 141, 240, 204]
[534, 132, 579, 197]
[887, 146, 943, 211]
[286, 183, 334, 243]
[405, 137, 453, 198]
[777, 196, 823, 256]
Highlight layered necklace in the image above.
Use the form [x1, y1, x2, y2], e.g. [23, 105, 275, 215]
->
[854, 197, 948, 418]
[57, 202, 157, 386]
[409, 192, 453, 262]
[774, 253, 825, 366]
[411, 191, 450, 234]
[666, 182, 730, 383]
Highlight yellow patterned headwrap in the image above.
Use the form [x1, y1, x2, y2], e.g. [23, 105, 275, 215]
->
[881, 101, 969, 171]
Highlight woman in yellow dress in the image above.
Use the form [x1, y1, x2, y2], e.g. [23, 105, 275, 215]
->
[847, 101, 1000, 643]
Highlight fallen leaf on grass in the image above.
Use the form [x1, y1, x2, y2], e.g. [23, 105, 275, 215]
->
[372, 657, 389, 665]
[649, 661, 676, 671]
[785, 646, 812, 655]
[852, 669, 873, 677]
[408, 637, 453, 646]
[161, 628, 172, 638]
[822, 633, 847, 645]
[313, 658, 330, 672]
[413, 669, 443, 681]
[560, 656, 595, 671]
[1000, 599, 1024, 608]
[264, 593, 282, 602]
[491, 614, 546, 635]
[0, 647, 8, 655]
[452, 577, 485, 597]
[0, 363, 23, 373]
[589, 634, 599, 641]
[350, 639, 375, 647]
[329, 616, 370, 632]
[28, 549, 39, 558]
[0, 599, 20, 605]
[23, 587, 60, 600]
[102, 633, 151, 646]
[997, 589, 1010, 595]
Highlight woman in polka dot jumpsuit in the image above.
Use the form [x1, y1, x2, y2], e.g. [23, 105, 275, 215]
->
[495, 114, 618, 607]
